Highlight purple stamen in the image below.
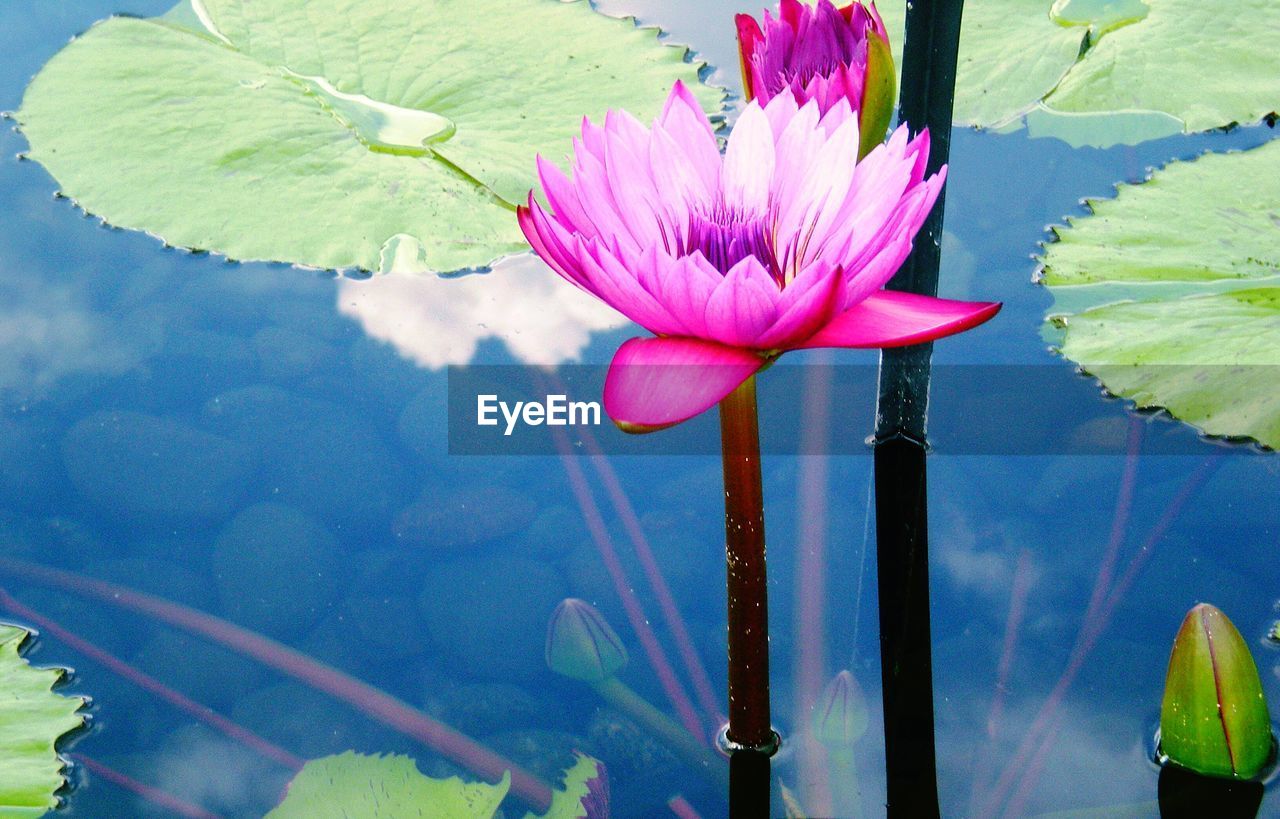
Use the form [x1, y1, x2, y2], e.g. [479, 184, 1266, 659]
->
[679, 202, 795, 286]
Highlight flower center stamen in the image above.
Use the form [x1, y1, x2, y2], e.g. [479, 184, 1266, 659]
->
[671, 204, 799, 287]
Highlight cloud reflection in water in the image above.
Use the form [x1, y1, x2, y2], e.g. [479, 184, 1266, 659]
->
[336, 253, 629, 369]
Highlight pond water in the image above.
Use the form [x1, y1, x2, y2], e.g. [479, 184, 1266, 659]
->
[1, 1, 1278, 817]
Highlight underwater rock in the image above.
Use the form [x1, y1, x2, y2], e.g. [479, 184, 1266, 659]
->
[420, 556, 566, 680]
[113, 329, 255, 412]
[233, 681, 415, 761]
[426, 682, 562, 738]
[582, 706, 680, 796]
[131, 627, 266, 710]
[146, 724, 293, 815]
[202, 386, 409, 530]
[0, 416, 62, 509]
[393, 486, 537, 550]
[212, 503, 345, 640]
[252, 326, 336, 382]
[524, 505, 589, 561]
[347, 335, 431, 409]
[62, 410, 254, 521]
[3, 514, 105, 565]
[341, 548, 430, 661]
[397, 384, 449, 459]
[482, 728, 585, 785]
[84, 557, 214, 610]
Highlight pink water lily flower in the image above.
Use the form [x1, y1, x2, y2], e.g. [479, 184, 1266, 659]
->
[737, 0, 896, 158]
[518, 83, 1000, 432]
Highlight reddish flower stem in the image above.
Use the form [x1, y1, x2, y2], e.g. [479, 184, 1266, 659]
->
[667, 793, 705, 819]
[70, 753, 222, 819]
[978, 453, 1222, 817]
[987, 550, 1036, 741]
[0, 557, 555, 812]
[542, 369, 722, 733]
[964, 548, 1035, 817]
[0, 587, 304, 772]
[583, 443, 726, 729]
[719, 375, 773, 751]
[1079, 418, 1143, 639]
[550, 429, 706, 741]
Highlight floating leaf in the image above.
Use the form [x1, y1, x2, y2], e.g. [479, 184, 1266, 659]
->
[0, 623, 86, 818]
[265, 752, 511, 818]
[1160, 604, 1273, 780]
[16, 0, 722, 275]
[524, 753, 608, 819]
[266, 751, 607, 819]
[875, 0, 1280, 143]
[1041, 140, 1280, 447]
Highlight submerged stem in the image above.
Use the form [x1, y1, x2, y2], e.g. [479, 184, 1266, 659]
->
[594, 677, 728, 788]
[719, 375, 774, 752]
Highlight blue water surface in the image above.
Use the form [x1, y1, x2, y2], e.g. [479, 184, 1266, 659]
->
[1, 1, 1278, 817]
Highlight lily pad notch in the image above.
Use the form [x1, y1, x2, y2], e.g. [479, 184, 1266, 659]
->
[0, 622, 88, 817]
[16, 0, 725, 276]
[1040, 139, 1280, 449]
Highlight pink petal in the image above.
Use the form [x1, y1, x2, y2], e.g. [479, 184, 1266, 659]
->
[604, 337, 766, 433]
[648, 124, 705, 227]
[574, 237, 687, 336]
[603, 111, 667, 248]
[536, 156, 593, 237]
[722, 102, 775, 214]
[657, 82, 721, 194]
[834, 172, 945, 309]
[839, 233, 913, 309]
[735, 14, 765, 99]
[519, 198, 588, 288]
[703, 255, 780, 346]
[796, 290, 1002, 350]
[642, 253, 723, 338]
[570, 148, 639, 255]
[762, 90, 800, 141]
[776, 109, 861, 258]
[754, 259, 843, 349]
[769, 99, 825, 219]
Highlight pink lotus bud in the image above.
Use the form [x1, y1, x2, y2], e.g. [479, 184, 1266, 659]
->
[735, 0, 896, 159]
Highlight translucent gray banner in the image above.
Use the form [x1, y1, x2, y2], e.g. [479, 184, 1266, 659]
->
[446, 364, 1275, 456]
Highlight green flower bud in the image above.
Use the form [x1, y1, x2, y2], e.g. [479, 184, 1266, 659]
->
[545, 598, 628, 683]
[813, 669, 869, 747]
[1161, 603, 1274, 779]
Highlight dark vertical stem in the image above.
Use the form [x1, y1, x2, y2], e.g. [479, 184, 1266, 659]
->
[873, 439, 940, 817]
[873, 0, 964, 817]
[730, 749, 772, 819]
[719, 375, 773, 752]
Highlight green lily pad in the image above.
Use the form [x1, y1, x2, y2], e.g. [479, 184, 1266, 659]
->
[877, 0, 1279, 144]
[266, 752, 511, 818]
[525, 752, 604, 819]
[0, 623, 87, 817]
[266, 751, 605, 819]
[1041, 139, 1280, 448]
[16, 0, 722, 275]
